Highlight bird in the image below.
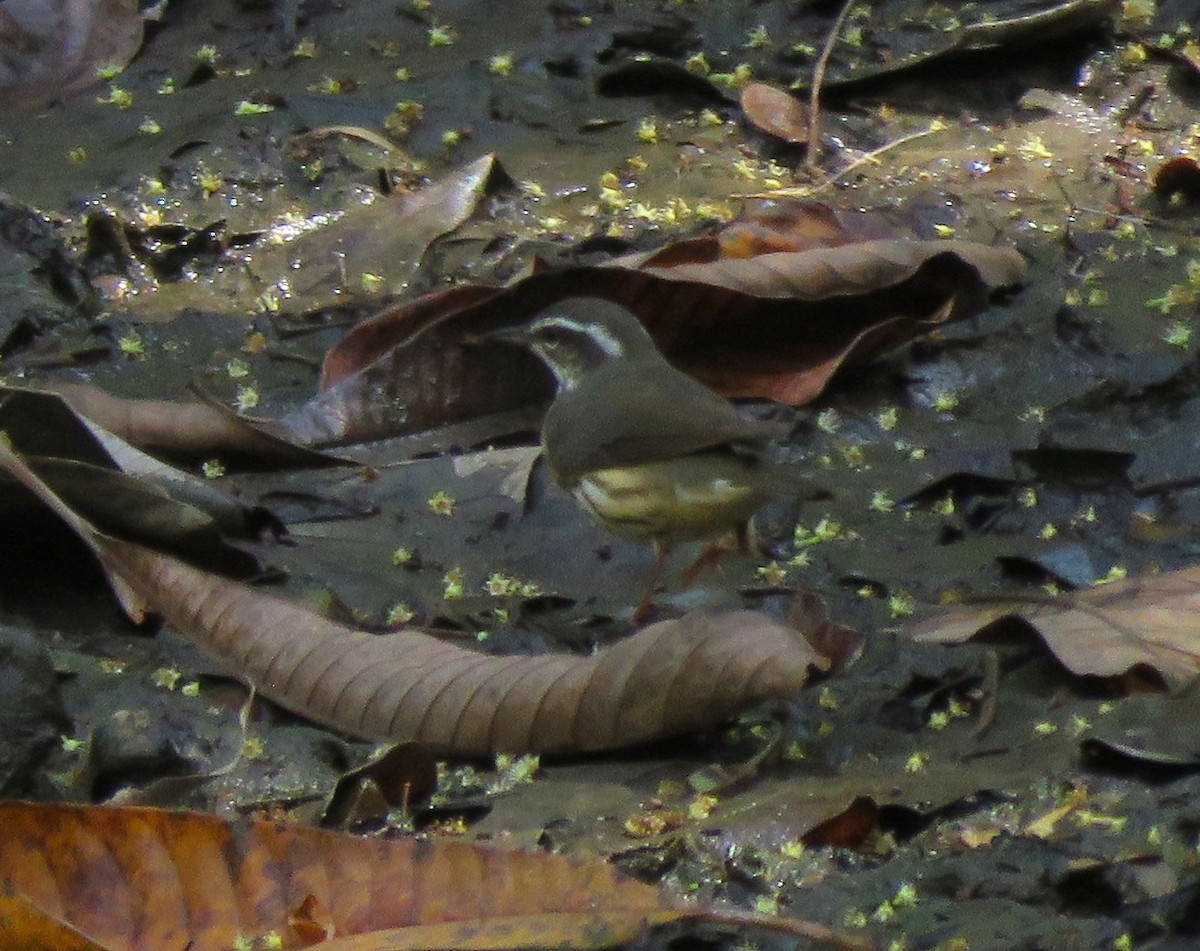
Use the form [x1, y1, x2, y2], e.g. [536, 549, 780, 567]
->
[486, 297, 820, 621]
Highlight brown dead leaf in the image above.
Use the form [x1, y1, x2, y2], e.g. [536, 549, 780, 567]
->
[910, 568, 1200, 689]
[0, 0, 145, 113]
[740, 82, 810, 144]
[0, 435, 827, 756]
[0, 800, 870, 951]
[32, 382, 341, 467]
[290, 234, 1023, 447]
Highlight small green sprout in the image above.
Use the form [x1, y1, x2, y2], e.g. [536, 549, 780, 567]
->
[875, 406, 898, 431]
[1033, 720, 1058, 736]
[234, 386, 259, 412]
[428, 23, 458, 47]
[932, 495, 955, 516]
[870, 491, 895, 514]
[888, 592, 915, 618]
[67, 147, 89, 163]
[427, 490, 455, 516]
[816, 408, 840, 433]
[201, 459, 225, 479]
[153, 667, 182, 690]
[118, 332, 145, 358]
[1017, 135, 1054, 161]
[386, 602, 417, 625]
[928, 710, 950, 730]
[818, 686, 839, 710]
[933, 223, 956, 238]
[1093, 565, 1128, 585]
[392, 547, 414, 566]
[1164, 321, 1192, 348]
[756, 561, 788, 585]
[181, 682, 200, 697]
[293, 36, 317, 57]
[484, 572, 519, 596]
[60, 735, 85, 753]
[1039, 523, 1058, 540]
[226, 358, 251, 379]
[194, 44, 220, 65]
[753, 895, 780, 916]
[488, 53, 515, 76]
[905, 751, 929, 773]
[138, 117, 162, 135]
[1071, 714, 1092, 734]
[635, 116, 659, 143]
[1019, 488, 1038, 508]
[698, 107, 722, 126]
[198, 170, 224, 196]
[157, 77, 176, 95]
[932, 390, 959, 412]
[98, 84, 134, 108]
[234, 100, 275, 115]
[684, 52, 710, 75]
[442, 568, 464, 600]
[746, 25, 771, 48]
[96, 63, 124, 80]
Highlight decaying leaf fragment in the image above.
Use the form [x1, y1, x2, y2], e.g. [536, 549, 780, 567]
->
[911, 567, 1200, 689]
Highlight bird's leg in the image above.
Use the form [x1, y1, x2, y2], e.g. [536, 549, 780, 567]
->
[678, 522, 753, 589]
[633, 539, 673, 625]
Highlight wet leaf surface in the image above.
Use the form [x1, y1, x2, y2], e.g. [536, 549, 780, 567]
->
[4, 0, 1200, 948]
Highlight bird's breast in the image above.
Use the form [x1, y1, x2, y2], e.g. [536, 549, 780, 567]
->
[572, 455, 770, 543]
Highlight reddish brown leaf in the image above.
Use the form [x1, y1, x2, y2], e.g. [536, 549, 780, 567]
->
[293, 237, 1023, 447]
[0, 802, 870, 951]
[910, 568, 1200, 689]
[0, 436, 827, 755]
[740, 82, 810, 144]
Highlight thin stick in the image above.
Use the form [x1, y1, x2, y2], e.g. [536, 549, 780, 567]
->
[735, 122, 942, 200]
[806, 0, 858, 171]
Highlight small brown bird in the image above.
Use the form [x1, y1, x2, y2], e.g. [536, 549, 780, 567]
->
[489, 297, 817, 619]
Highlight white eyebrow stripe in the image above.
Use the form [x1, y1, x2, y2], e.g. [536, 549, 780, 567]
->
[545, 316, 625, 357]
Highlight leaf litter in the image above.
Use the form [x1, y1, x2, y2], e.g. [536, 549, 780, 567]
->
[4, 0, 1200, 948]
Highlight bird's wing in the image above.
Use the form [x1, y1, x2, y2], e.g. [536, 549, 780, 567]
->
[542, 360, 788, 483]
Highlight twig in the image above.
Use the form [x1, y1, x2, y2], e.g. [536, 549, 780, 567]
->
[806, 0, 857, 171]
[734, 122, 943, 200]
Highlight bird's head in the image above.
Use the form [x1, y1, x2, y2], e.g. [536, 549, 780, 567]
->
[488, 299, 658, 392]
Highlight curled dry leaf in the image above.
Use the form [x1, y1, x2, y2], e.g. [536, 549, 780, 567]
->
[910, 567, 1200, 689]
[0, 436, 827, 756]
[740, 82, 810, 144]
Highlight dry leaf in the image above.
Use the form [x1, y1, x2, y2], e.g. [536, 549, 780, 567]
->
[0, 435, 827, 756]
[740, 82, 810, 144]
[911, 568, 1200, 689]
[0, 800, 870, 951]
